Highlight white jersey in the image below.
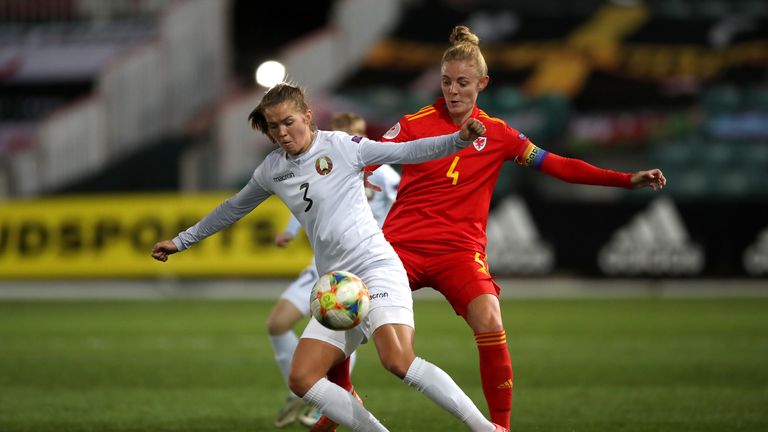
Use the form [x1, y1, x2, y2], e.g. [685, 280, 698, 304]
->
[284, 163, 400, 234]
[173, 130, 468, 275]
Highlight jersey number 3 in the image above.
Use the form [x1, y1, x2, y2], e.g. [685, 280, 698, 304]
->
[446, 156, 460, 185]
[300, 182, 313, 212]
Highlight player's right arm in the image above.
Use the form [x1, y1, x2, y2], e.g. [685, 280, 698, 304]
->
[151, 168, 272, 262]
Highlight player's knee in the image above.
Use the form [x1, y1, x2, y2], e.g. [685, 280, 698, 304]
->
[466, 301, 504, 333]
[288, 368, 315, 397]
[266, 318, 290, 336]
[470, 314, 503, 333]
[378, 350, 415, 379]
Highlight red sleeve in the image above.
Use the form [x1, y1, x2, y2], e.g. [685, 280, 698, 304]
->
[540, 153, 633, 188]
[504, 125, 531, 161]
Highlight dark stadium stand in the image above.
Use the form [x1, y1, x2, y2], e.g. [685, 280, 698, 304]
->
[331, 0, 768, 202]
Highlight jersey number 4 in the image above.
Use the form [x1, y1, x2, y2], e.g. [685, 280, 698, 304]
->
[300, 182, 313, 212]
[446, 156, 460, 185]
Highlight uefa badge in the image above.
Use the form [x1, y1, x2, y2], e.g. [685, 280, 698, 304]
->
[315, 156, 333, 175]
[382, 122, 401, 140]
[473, 136, 487, 151]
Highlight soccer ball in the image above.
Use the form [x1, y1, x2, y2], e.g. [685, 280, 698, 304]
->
[310, 271, 370, 330]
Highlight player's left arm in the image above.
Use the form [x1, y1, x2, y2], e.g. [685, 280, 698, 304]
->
[358, 118, 485, 166]
[510, 128, 665, 191]
[540, 152, 666, 191]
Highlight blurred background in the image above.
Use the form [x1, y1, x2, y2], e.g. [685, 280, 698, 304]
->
[1, 2, 767, 431]
[1, 0, 767, 286]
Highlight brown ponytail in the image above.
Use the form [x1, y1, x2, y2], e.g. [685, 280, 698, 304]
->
[248, 83, 314, 141]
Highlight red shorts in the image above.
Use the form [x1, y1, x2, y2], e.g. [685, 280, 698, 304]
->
[392, 243, 501, 318]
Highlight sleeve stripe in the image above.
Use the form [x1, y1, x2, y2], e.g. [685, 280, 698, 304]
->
[405, 105, 436, 118]
[405, 108, 437, 121]
[477, 113, 506, 125]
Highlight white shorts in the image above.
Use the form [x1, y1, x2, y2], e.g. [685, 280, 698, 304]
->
[299, 258, 415, 357]
[280, 257, 318, 316]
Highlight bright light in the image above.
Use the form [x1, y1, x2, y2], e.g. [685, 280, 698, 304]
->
[255, 60, 286, 88]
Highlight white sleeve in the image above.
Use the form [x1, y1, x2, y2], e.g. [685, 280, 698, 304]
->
[357, 132, 470, 167]
[172, 170, 272, 251]
[284, 214, 302, 236]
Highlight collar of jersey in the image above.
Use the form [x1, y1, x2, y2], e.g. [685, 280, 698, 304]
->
[285, 130, 320, 163]
[434, 97, 481, 125]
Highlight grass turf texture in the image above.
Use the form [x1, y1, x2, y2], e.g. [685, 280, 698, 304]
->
[1, 298, 767, 431]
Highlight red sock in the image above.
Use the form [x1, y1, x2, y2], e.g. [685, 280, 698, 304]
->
[475, 330, 513, 428]
[327, 356, 353, 392]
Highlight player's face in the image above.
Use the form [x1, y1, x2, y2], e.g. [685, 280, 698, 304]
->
[264, 102, 314, 156]
[440, 60, 489, 123]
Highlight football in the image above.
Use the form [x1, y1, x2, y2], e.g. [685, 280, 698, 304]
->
[310, 271, 370, 330]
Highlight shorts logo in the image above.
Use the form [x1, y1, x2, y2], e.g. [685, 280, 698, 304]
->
[473, 136, 487, 151]
[351, 136, 363, 143]
[474, 252, 489, 275]
[382, 122, 401, 140]
[369, 292, 389, 300]
[518, 132, 527, 141]
[315, 156, 333, 175]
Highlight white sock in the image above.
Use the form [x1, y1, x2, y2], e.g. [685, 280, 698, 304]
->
[269, 331, 298, 389]
[303, 378, 389, 432]
[404, 357, 495, 432]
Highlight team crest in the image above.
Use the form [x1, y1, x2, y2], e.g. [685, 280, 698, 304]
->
[315, 156, 333, 175]
[473, 136, 487, 151]
[382, 122, 401, 140]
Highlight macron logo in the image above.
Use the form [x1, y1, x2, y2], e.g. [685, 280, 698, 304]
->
[744, 227, 768, 275]
[486, 196, 554, 274]
[273, 172, 295, 182]
[598, 197, 703, 275]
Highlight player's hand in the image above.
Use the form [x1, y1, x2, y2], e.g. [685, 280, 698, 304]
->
[631, 169, 666, 191]
[274, 231, 295, 247]
[459, 118, 486, 142]
[151, 240, 178, 262]
[363, 170, 382, 192]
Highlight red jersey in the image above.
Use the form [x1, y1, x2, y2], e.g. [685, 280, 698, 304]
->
[382, 98, 540, 254]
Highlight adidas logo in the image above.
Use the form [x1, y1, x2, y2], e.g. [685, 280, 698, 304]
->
[497, 379, 514, 390]
[598, 197, 703, 275]
[486, 196, 553, 274]
[744, 227, 768, 276]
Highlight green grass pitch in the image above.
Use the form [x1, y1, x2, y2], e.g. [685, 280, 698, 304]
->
[1, 298, 767, 431]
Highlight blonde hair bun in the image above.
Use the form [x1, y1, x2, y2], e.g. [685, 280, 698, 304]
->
[449, 25, 480, 46]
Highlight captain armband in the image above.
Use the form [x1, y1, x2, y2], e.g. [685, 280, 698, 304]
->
[515, 142, 549, 170]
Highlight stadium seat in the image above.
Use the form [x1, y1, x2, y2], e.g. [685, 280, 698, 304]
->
[743, 87, 768, 112]
[493, 86, 528, 114]
[701, 86, 742, 115]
